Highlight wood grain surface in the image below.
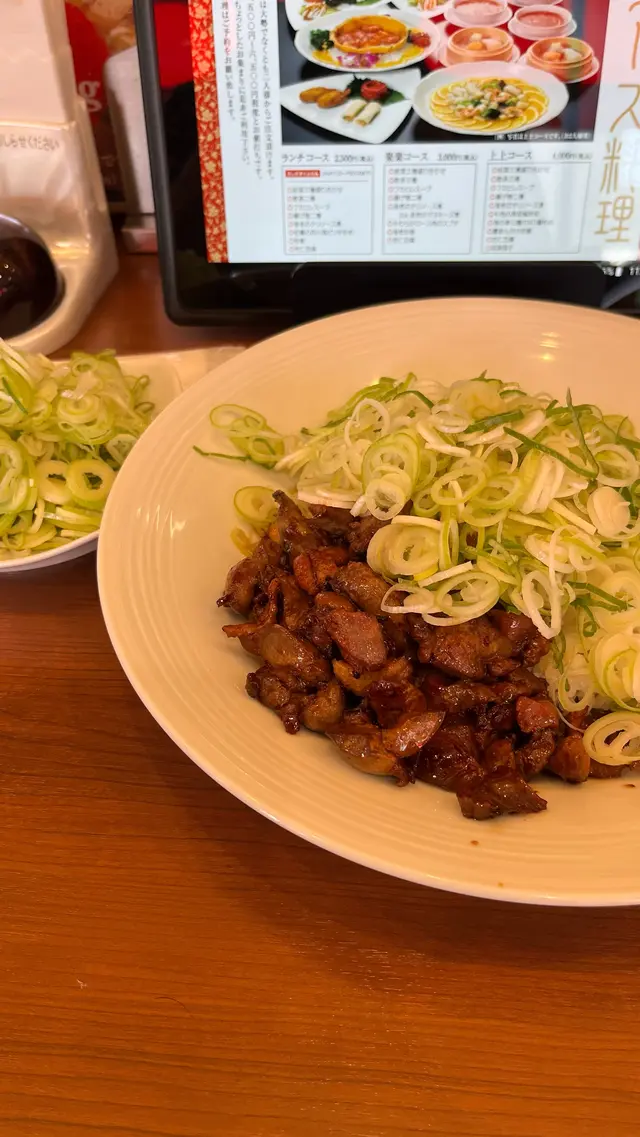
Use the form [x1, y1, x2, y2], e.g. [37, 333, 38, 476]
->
[2, 253, 640, 1137]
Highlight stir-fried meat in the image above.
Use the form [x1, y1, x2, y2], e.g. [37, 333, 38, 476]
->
[315, 592, 354, 613]
[301, 680, 345, 733]
[221, 577, 280, 639]
[347, 515, 389, 557]
[385, 710, 445, 760]
[269, 491, 325, 557]
[516, 696, 560, 734]
[366, 678, 426, 728]
[333, 656, 412, 696]
[411, 616, 515, 680]
[488, 609, 549, 668]
[332, 561, 389, 616]
[292, 547, 349, 595]
[548, 735, 591, 783]
[453, 737, 547, 819]
[327, 724, 405, 779]
[458, 768, 547, 820]
[490, 668, 546, 703]
[278, 572, 310, 632]
[475, 702, 515, 749]
[482, 736, 518, 774]
[438, 680, 497, 714]
[328, 709, 443, 781]
[323, 608, 387, 672]
[235, 622, 331, 686]
[517, 730, 557, 780]
[417, 722, 481, 791]
[246, 665, 307, 734]
[218, 536, 281, 615]
[220, 491, 617, 820]
[307, 505, 354, 542]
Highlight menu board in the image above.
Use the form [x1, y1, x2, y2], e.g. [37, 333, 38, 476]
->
[188, 0, 640, 264]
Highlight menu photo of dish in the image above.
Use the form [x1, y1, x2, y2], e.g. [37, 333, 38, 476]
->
[278, 0, 610, 145]
[280, 68, 422, 144]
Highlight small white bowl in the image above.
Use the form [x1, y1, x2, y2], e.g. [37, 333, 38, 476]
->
[0, 346, 240, 573]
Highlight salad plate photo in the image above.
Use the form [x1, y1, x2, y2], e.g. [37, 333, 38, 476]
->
[412, 61, 567, 134]
[294, 9, 441, 72]
[280, 68, 421, 143]
[98, 298, 640, 907]
[284, 0, 388, 33]
[389, 0, 450, 16]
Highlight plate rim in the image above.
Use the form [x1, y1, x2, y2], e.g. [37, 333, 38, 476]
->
[98, 297, 640, 908]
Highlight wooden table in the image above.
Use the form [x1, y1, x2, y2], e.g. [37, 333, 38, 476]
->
[2, 254, 640, 1137]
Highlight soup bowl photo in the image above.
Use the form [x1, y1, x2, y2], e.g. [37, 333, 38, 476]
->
[511, 5, 573, 40]
[450, 0, 510, 26]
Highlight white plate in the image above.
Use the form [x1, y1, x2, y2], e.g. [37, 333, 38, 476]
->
[508, 14, 577, 39]
[0, 345, 244, 574]
[441, 2, 513, 28]
[98, 298, 640, 907]
[280, 68, 420, 142]
[294, 7, 441, 72]
[412, 61, 568, 133]
[285, 0, 389, 33]
[523, 46, 600, 83]
[437, 40, 520, 64]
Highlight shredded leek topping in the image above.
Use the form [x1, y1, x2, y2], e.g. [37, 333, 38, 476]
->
[204, 371, 640, 764]
[0, 340, 153, 559]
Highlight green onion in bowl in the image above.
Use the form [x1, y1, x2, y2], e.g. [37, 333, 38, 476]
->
[0, 339, 153, 562]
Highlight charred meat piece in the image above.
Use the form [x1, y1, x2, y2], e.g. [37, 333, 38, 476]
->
[269, 491, 325, 557]
[516, 696, 560, 735]
[278, 572, 310, 632]
[315, 592, 355, 613]
[548, 735, 591, 783]
[307, 504, 354, 541]
[323, 608, 387, 672]
[475, 701, 515, 750]
[482, 736, 518, 774]
[488, 609, 549, 668]
[221, 577, 280, 639]
[439, 680, 497, 715]
[384, 710, 444, 760]
[301, 680, 345, 733]
[415, 617, 513, 680]
[292, 546, 349, 595]
[327, 723, 405, 779]
[236, 623, 331, 686]
[332, 656, 412, 697]
[218, 536, 281, 615]
[332, 561, 389, 616]
[246, 665, 306, 734]
[417, 721, 481, 791]
[347, 515, 389, 557]
[458, 736, 548, 819]
[328, 710, 443, 780]
[457, 770, 547, 820]
[517, 730, 556, 780]
[490, 668, 546, 704]
[366, 678, 426, 728]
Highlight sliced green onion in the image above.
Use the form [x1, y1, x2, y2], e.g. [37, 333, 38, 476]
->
[504, 428, 596, 479]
